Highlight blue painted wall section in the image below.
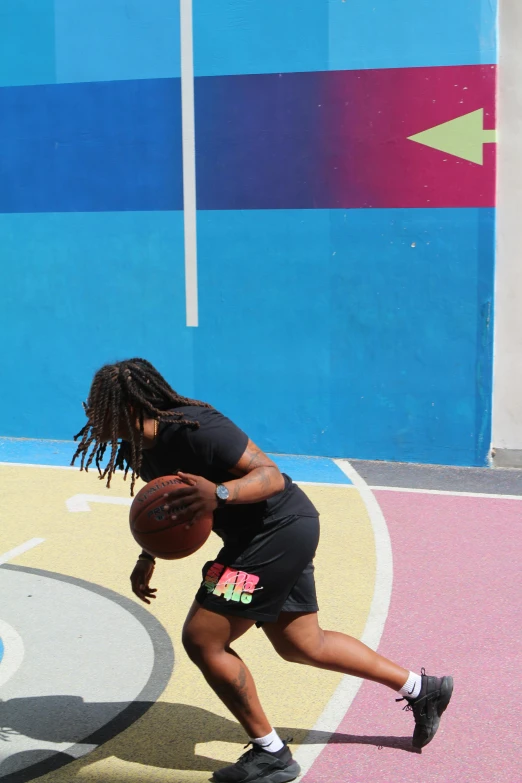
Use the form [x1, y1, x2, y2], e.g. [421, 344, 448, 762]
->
[0, 212, 189, 440]
[194, 209, 494, 466]
[0, 80, 183, 213]
[55, 0, 181, 83]
[0, 2, 498, 467]
[192, 0, 496, 76]
[0, 0, 55, 87]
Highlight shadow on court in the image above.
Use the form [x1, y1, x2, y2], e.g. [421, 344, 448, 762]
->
[0, 696, 419, 780]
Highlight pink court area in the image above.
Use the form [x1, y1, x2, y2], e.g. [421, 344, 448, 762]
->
[306, 490, 522, 783]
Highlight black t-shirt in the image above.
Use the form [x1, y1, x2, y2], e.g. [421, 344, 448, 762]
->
[137, 406, 318, 543]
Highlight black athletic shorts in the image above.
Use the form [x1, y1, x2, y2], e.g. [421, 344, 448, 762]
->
[195, 514, 320, 624]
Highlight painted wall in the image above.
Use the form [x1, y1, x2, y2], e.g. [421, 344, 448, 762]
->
[493, 0, 522, 466]
[0, 1, 497, 466]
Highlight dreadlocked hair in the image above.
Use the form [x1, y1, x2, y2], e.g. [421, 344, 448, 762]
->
[71, 358, 211, 496]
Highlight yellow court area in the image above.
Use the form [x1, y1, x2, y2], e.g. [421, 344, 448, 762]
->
[1, 465, 376, 783]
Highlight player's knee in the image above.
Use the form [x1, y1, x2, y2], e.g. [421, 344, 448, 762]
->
[182, 626, 224, 666]
[182, 626, 207, 664]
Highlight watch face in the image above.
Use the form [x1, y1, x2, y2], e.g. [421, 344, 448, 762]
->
[216, 484, 229, 500]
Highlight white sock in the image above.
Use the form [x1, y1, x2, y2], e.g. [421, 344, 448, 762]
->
[398, 671, 422, 700]
[249, 729, 284, 753]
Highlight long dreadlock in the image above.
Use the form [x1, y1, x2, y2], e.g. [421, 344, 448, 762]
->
[72, 358, 211, 495]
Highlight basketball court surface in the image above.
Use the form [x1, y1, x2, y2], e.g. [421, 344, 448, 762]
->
[1, 438, 520, 783]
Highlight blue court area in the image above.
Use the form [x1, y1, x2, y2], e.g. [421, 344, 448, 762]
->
[0, 438, 352, 485]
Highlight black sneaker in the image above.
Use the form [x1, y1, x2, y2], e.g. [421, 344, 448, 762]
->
[212, 741, 301, 783]
[398, 668, 454, 748]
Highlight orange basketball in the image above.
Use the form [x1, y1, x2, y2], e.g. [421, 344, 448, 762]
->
[129, 475, 213, 560]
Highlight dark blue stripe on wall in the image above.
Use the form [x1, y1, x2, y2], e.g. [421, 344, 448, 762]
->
[194, 72, 324, 210]
[0, 79, 183, 212]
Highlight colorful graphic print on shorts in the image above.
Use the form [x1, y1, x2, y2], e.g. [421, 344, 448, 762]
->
[203, 563, 261, 605]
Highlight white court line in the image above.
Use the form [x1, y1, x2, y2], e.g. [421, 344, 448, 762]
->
[0, 619, 24, 687]
[369, 485, 522, 500]
[66, 495, 132, 512]
[180, 0, 199, 327]
[0, 538, 45, 566]
[294, 460, 393, 776]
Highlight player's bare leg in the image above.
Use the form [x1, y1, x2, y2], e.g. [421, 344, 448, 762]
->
[264, 611, 409, 688]
[264, 611, 453, 749]
[182, 603, 301, 782]
[182, 603, 271, 737]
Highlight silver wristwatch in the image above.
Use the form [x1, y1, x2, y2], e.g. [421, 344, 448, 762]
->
[215, 484, 230, 507]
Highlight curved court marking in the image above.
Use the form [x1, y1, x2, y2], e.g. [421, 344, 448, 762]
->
[0, 619, 24, 688]
[0, 565, 175, 783]
[0, 538, 45, 566]
[294, 459, 393, 777]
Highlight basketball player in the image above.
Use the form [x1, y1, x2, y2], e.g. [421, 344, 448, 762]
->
[73, 358, 453, 783]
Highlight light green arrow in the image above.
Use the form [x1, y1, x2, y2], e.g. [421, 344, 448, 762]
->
[408, 109, 496, 165]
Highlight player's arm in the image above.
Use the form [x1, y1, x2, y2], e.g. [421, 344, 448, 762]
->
[164, 440, 285, 523]
[221, 439, 285, 503]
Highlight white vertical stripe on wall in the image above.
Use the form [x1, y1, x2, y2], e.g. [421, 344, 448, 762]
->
[180, 0, 199, 327]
